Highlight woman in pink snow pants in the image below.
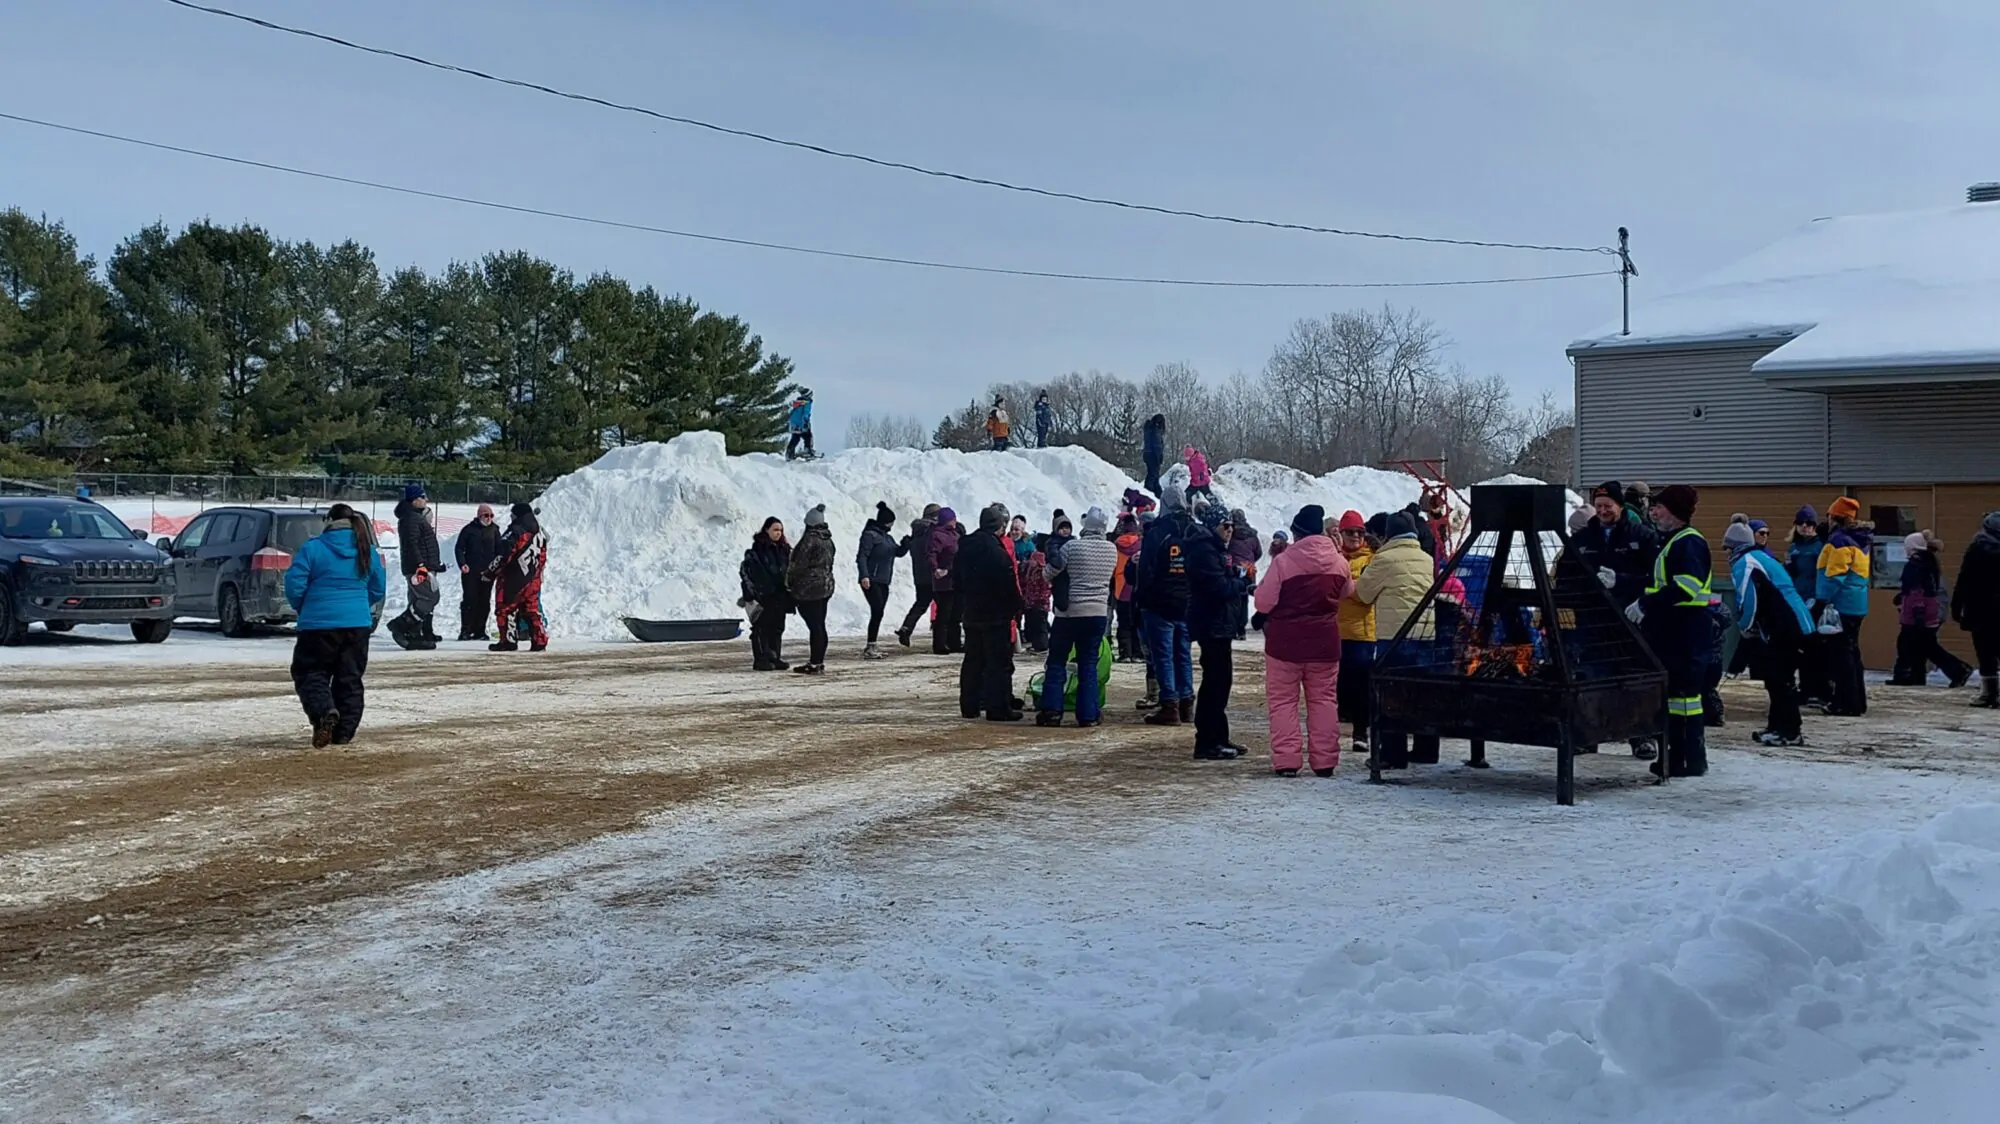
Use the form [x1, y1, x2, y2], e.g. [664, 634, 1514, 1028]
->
[1252, 505, 1353, 777]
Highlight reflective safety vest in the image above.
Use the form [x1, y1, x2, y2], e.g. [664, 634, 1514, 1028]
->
[1647, 526, 1713, 608]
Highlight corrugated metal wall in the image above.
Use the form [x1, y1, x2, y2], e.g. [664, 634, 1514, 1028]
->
[1827, 383, 2000, 482]
[1575, 344, 1828, 485]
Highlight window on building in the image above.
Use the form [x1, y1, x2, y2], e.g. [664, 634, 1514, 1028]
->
[1870, 505, 1917, 589]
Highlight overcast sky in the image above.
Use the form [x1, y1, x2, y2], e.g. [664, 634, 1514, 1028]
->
[6, 0, 1999, 445]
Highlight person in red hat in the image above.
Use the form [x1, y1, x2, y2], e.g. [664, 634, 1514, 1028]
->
[1634, 485, 1713, 777]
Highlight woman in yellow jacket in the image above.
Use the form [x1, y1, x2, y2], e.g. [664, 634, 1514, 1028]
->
[1335, 511, 1377, 749]
[1353, 511, 1442, 763]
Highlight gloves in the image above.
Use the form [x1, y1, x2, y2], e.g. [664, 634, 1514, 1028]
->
[1624, 601, 1645, 625]
[1250, 612, 1268, 632]
[1597, 567, 1617, 590]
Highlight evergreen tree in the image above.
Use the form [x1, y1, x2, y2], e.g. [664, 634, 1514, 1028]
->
[684, 312, 793, 454]
[0, 210, 124, 472]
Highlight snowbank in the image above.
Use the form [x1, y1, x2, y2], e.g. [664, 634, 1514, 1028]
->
[533, 434, 1471, 641]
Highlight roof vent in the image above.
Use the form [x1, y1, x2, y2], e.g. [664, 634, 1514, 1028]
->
[1969, 183, 2000, 203]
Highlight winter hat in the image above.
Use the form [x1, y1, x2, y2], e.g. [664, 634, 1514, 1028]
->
[1654, 484, 1698, 523]
[1272, 530, 1290, 542]
[1082, 506, 1109, 536]
[1010, 514, 1029, 533]
[1904, 532, 1929, 555]
[403, 484, 427, 501]
[510, 501, 535, 520]
[1794, 505, 1817, 526]
[936, 506, 957, 527]
[1050, 508, 1066, 531]
[1160, 486, 1188, 512]
[1364, 512, 1391, 540]
[1385, 511, 1419, 539]
[1829, 496, 1861, 522]
[1338, 510, 1366, 532]
[1593, 480, 1623, 504]
[1230, 508, 1249, 527]
[875, 501, 896, 528]
[922, 503, 941, 519]
[978, 504, 1008, 533]
[804, 503, 827, 527]
[1292, 505, 1327, 537]
[1748, 519, 1769, 534]
[1182, 446, 1196, 459]
[1624, 481, 1652, 508]
[1722, 516, 1755, 553]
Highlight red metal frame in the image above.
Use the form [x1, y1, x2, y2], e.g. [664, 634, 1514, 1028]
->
[1382, 458, 1454, 561]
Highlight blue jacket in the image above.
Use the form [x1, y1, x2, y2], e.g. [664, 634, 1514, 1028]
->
[1815, 525, 1873, 617]
[1787, 538, 1824, 602]
[285, 528, 388, 630]
[788, 398, 813, 433]
[1034, 399, 1053, 430]
[1732, 547, 1812, 639]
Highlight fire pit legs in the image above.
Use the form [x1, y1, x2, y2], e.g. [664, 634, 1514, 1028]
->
[1557, 726, 1576, 807]
[1465, 739, 1489, 769]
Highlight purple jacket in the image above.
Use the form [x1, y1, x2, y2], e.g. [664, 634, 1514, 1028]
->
[927, 520, 962, 593]
[1252, 533, 1351, 663]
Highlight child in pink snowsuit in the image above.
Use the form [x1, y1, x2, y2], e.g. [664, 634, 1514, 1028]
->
[1183, 446, 1214, 503]
[1252, 505, 1352, 776]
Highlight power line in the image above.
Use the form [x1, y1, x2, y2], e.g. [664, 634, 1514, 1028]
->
[159, 0, 1617, 258]
[0, 111, 1621, 291]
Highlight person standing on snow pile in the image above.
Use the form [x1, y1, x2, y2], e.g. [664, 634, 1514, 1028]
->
[393, 484, 443, 648]
[895, 503, 941, 648]
[487, 502, 549, 652]
[1894, 531, 1973, 689]
[1816, 496, 1873, 717]
[1631, 485, 1714, 778]
[1724, 517, 1814, 747]
[1228, 508, 1262, 641]
[740, 516, 793, 671]
[1112, 513, 1144, 663]
[785, 389, 815, 461]
[1253, 505, 1353, 777]
[284, 503, 387, 748]
[1334, 510, 1376, 755]
[1572, 479, 1662, 759]
[1953, 511, 2000, 709]
[857, 502, 904, 660]
[1184, 494, 1249, 760]
[1182, 446, 1215, 504]
[955, 504, 1026, 721]
[1121, 487, 1156, 520]
[453, 503, 505, 642]
[787, 504, 837, 675]
[927, 508, 964, 654]
[986, 396, 1012, 451]
[1138, 487, 1197, 727]
[1034, 390, 1054, 448]
[1787, 506, 1832, 706]
[1038, 507, 1118, 727]
[1354, 510, 1442, 768]
[1142, 414, 1167, 497]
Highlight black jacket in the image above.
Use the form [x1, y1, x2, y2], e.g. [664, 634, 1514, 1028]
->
[394, 499, 442, 576]
[1136, 510, 1195, 620]
[857, 520, 903, 585]
[454, 519, 506, 575]
[1955, 523, 2000, 632]
[953, 529, 1025, 624]
[740, 537, 793, 612]
[1184, 522, 1246, 641]
[1570, 514, 1657, 607]
[901, 517, 937, 588]
[1402, 503, 1438, 560]
[1142, 414, 1166, 464]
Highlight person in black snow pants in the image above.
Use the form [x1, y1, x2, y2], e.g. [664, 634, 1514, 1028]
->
[896, 504, 940, 648]
[857, 501, 904, 660]
[1635, 485, 1714, 778]
[740, 516, 793, 671]
[927, 509, 964, 655]
[1142, 413, 1167, 498]
[1954, 510, 2000, 709]
[788, 504, 837, 675]
[453, 503, 505, 641]
[955, 503, 1025, 721]
[283, 504, 387, 748]
[393, 484, 443, 648]
[1034, 390, 1054, 448]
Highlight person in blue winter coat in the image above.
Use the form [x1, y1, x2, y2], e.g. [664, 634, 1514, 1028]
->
[1816, 497, 1873, 716]
[1725, 519, 1813, 746]
[785, 389, 815, 461]
[284, 503, 388, 748]
[1034, 391, 1054, 448]
[1142, 413, 1167, 497]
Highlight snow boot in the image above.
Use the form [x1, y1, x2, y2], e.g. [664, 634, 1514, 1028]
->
[1076, 717, 1101, 728]
[1630, 738, 1658, 760]
[529, 642, 547, 653]
[1948, 667, 1973, 689]
[1178, 698, 1194, 724]
[1193, 744, 1239, 761]
[863, 643, 884, 660]
[1035, 711, 1064, 728]
[987, 709, 1024, 723]
[1135, 694, 1159, 711]
[793, 663, 824, 676]
[1975, 676, 2000, 709]
[489, 640, 519, 652]
[895, 628, 912, 648]
[1273, 767, 1299, 777]
[311, 710, 339, 750]
[1313, 766, 1336, 779]
[1143, 703, 1181, 727]
[771, 659, 790, 672]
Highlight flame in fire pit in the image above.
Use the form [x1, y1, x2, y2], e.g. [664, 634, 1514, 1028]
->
[1463, 642, 1538, 679]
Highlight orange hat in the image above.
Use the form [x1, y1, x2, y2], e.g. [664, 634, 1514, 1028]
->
[1829, 496, 1860, 521]
[1338, 510, 1366, 531]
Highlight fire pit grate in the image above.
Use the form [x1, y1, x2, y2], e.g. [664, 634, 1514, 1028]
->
[1370, 484, 1667, 805]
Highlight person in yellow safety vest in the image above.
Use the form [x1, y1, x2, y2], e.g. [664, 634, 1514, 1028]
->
[1628, 484, 1714, 778]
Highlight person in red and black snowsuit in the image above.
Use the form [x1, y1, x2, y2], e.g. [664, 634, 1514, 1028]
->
[487, 502, 548, 651]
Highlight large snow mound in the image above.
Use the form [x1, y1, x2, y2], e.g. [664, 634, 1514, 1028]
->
[534, 434, 1463, 642]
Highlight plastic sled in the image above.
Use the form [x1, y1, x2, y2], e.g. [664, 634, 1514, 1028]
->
[622, 617, 744, 643]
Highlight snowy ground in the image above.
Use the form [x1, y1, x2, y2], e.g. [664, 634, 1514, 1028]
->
[5, 638, 2000, 1123]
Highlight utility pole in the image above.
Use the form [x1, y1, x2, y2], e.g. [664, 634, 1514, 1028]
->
[1618, 227, 1638, 337]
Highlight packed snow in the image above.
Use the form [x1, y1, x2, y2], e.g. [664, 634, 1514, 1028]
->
[1571, 201, 2000, 373]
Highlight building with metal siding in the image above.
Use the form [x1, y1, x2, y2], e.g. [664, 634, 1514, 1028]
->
[1566, 193, 2000, 670]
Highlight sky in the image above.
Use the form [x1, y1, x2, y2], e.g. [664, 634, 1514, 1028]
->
[5, 0, 2000, 448]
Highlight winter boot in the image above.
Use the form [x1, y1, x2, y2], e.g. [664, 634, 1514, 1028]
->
[1273, 767, 1299, 777]
[1312, 766, 1336, 779]
[793, 663, 824, 676]
[1948, 666, 1974, 690]
[987, 708, 1024, 723]
[311, 710, 340, 750]
[1975, 676, 2000, 709]
[1630, 737, 1658, 760]
[1178, 697, 1195, 724]
[529, 641, 547, 653]
[1035, 711, 1064, 728]
[1192, 744, 1239, 761]
[1143, 703, 1181, 727]
[863, 643, 885, 660]
[489, 640, 519, 652]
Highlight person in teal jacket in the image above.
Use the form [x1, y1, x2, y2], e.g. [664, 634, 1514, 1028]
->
[1726, 519, 1813, 746]
[1815, 497, 1873, 716]
[284, 503, 388, 747]
[785, 389, 815, 461]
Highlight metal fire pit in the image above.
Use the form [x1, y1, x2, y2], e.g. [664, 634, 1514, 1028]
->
[1369, 484, 1667, 805]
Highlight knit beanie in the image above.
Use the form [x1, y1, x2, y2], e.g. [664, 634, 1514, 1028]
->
[1386, 511, 1419, 539]
[1292, 504, 1327, 537]
[1829, 496, 1861, 521]
[403, 483, 427, 501]
[804, 503, 827, 527]
[1625, 481, 1652, 509]
[1160, 486, 1187, 512]
[1904, 532, 1928, 555]
[1593, 480, 1623, 504]
[937, 507, 956, 527]
[1722, 515, 1755, 553]
[978, 504, 1007, 533]
[923, 503, 941, 519]
[876, 502, 896, 527]
[1655, 485, 1697, 523]
[1273, 530, 1290, 542]
[1082, 506, 1109, 536]
[1748, 519, 1768, 534]
[1338, 510, 1366, 532]
[1794, 505, 1817, 526]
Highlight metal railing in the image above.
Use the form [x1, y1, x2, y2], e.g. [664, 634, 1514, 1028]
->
[0, 473, 542, 505]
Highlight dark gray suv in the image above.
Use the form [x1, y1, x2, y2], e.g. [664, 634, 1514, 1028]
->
[159, 506, 331, 637]
[0, 498, 176, 645]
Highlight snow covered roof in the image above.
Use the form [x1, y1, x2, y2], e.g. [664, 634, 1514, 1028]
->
[1569, 202, 2000, 376]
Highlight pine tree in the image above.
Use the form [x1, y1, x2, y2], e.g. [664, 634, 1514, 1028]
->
[0, 210, 124, 473]
[685, 311, 793, 454]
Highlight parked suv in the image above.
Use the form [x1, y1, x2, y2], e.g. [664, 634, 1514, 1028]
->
[0, 498, 176, 645]
[158, 506, 337, 637]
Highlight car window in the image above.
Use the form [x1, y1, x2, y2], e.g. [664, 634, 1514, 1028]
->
[203, 514, 241, 548]
[274, 516, 320, 554]
[0, 504, 134, 540]
[176, 516, 212, 552]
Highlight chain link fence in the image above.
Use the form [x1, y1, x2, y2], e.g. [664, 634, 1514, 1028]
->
[0, 472, 543, 505]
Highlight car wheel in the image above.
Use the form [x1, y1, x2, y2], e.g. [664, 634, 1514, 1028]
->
[219, 585, 250, 638]
[44, 620, 76, 633]
[0, 579, 23, 647]
[131, 618, 174, 644]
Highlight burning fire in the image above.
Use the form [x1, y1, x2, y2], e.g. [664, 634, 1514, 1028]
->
[1463, 643, 1537, 678]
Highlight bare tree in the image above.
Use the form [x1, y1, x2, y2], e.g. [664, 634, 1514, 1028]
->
[1509, 392, 1577, 486]
[844, 411, 930, 449]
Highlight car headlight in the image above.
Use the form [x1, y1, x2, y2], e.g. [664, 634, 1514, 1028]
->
[18, 555, 63, 567]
